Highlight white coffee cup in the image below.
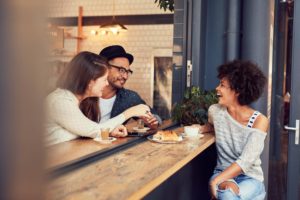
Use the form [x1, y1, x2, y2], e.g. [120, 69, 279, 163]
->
[184, 126, 199, 136]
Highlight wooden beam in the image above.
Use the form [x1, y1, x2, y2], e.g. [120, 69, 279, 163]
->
[48, 14, 174, 26]
[77, 6, 83, 53]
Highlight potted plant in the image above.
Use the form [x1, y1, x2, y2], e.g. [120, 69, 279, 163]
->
[172, 86, 218, 125]
[154, 0, 174, 12]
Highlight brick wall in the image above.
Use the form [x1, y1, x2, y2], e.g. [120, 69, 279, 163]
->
[48, 0, 173, 106]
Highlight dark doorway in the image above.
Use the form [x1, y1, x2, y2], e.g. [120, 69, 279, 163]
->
[268, 1, 294, 199]
[153, 57, 173, 120]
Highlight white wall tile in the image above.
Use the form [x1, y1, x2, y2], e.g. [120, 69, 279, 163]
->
[48, 1, 173, 106]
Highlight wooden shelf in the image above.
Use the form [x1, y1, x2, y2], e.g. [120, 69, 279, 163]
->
[64, 35, 86, 40]
[47, 6, 83, 60]
[48, 48, 76, 59]
[49, 53, 76, 57]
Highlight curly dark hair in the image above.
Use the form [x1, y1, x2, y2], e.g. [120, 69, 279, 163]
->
[217, 60, 267, 105]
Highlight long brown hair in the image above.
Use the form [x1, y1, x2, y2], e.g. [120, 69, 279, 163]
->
[79, 97, 100, 122]
[57, 51, 108, 122]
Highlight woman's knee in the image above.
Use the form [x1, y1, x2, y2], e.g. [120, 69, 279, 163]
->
[238, 178, 265, 200]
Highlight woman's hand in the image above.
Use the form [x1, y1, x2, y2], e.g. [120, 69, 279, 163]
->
[110, 125, 128, 137]
[209, 179, 218, 199]
[140, 112, 159, 129]
[123, 104, 150, 119]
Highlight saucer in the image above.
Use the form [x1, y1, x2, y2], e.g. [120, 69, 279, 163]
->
[132, 127, 150, 133]
[181, 133, 204, 138]
[93, 137, 116, 144]
[147, 135, 183, 144]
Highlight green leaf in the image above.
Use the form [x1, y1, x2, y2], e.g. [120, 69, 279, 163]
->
[154, 0, 174, 12]
[171, 86, 218, 125]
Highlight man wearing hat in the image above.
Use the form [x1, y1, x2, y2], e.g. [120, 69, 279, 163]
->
[99, 45, 161, 129]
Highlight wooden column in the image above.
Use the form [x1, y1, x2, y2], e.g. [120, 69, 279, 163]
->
[77, 6, 83, 53]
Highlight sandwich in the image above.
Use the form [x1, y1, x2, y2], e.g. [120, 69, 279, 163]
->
[153, 130, 180, 141]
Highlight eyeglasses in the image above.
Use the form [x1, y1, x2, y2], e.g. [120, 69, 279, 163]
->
[109, 64, 133, 76]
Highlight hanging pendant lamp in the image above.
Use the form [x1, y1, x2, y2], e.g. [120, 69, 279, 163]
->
[100, 0, 127, 35]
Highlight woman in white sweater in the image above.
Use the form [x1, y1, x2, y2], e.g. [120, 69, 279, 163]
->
[45, 51, 150, 145]
[200, 60, 269, 200]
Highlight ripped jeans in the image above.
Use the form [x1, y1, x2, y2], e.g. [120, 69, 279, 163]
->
[210, 169, 266, 200]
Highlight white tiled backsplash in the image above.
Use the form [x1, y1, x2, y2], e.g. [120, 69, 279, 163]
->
[48, 0, 173, 106]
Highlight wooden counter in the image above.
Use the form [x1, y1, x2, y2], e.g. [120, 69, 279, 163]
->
[46, 119, 175, 171]
[46, 127, 215, 200]
[46, 136, 138, 171]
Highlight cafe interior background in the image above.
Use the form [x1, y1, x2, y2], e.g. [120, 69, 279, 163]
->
[47, 0, 174, 120]
[1, 0, 300, 199]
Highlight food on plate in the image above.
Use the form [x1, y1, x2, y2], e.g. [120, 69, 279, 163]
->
[153, 130, 180, 141]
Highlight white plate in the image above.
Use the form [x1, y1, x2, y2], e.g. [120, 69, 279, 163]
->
[93, 137, 116, 144]
[132, 127, 150, 133]
[181, 133, 204, 138]
[147, 135, 183, 144]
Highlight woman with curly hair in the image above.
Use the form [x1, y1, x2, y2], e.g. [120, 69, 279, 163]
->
[201, 60, 268, 199]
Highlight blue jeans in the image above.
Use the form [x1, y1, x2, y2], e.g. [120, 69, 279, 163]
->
[210, 169, 266, 200]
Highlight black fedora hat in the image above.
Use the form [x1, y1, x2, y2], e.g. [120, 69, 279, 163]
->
[99, 45, 134, 64]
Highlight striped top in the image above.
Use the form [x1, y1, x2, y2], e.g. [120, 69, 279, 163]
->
[208, 104, 267, 182]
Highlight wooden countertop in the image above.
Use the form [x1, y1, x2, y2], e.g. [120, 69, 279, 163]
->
[46, 127, 215, 200]
[46, 136, 137, 170]
[46, 119, 175, 170]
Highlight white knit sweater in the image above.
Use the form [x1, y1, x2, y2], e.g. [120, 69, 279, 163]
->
[208, 104, 267, 182]
[45, 88, 126, 146]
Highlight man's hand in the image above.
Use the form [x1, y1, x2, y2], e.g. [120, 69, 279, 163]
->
[140, 112, 159, 130]
[110, 125, 128, 137]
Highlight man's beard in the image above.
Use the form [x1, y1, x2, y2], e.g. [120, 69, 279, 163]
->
[109, 76, 126, 89]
